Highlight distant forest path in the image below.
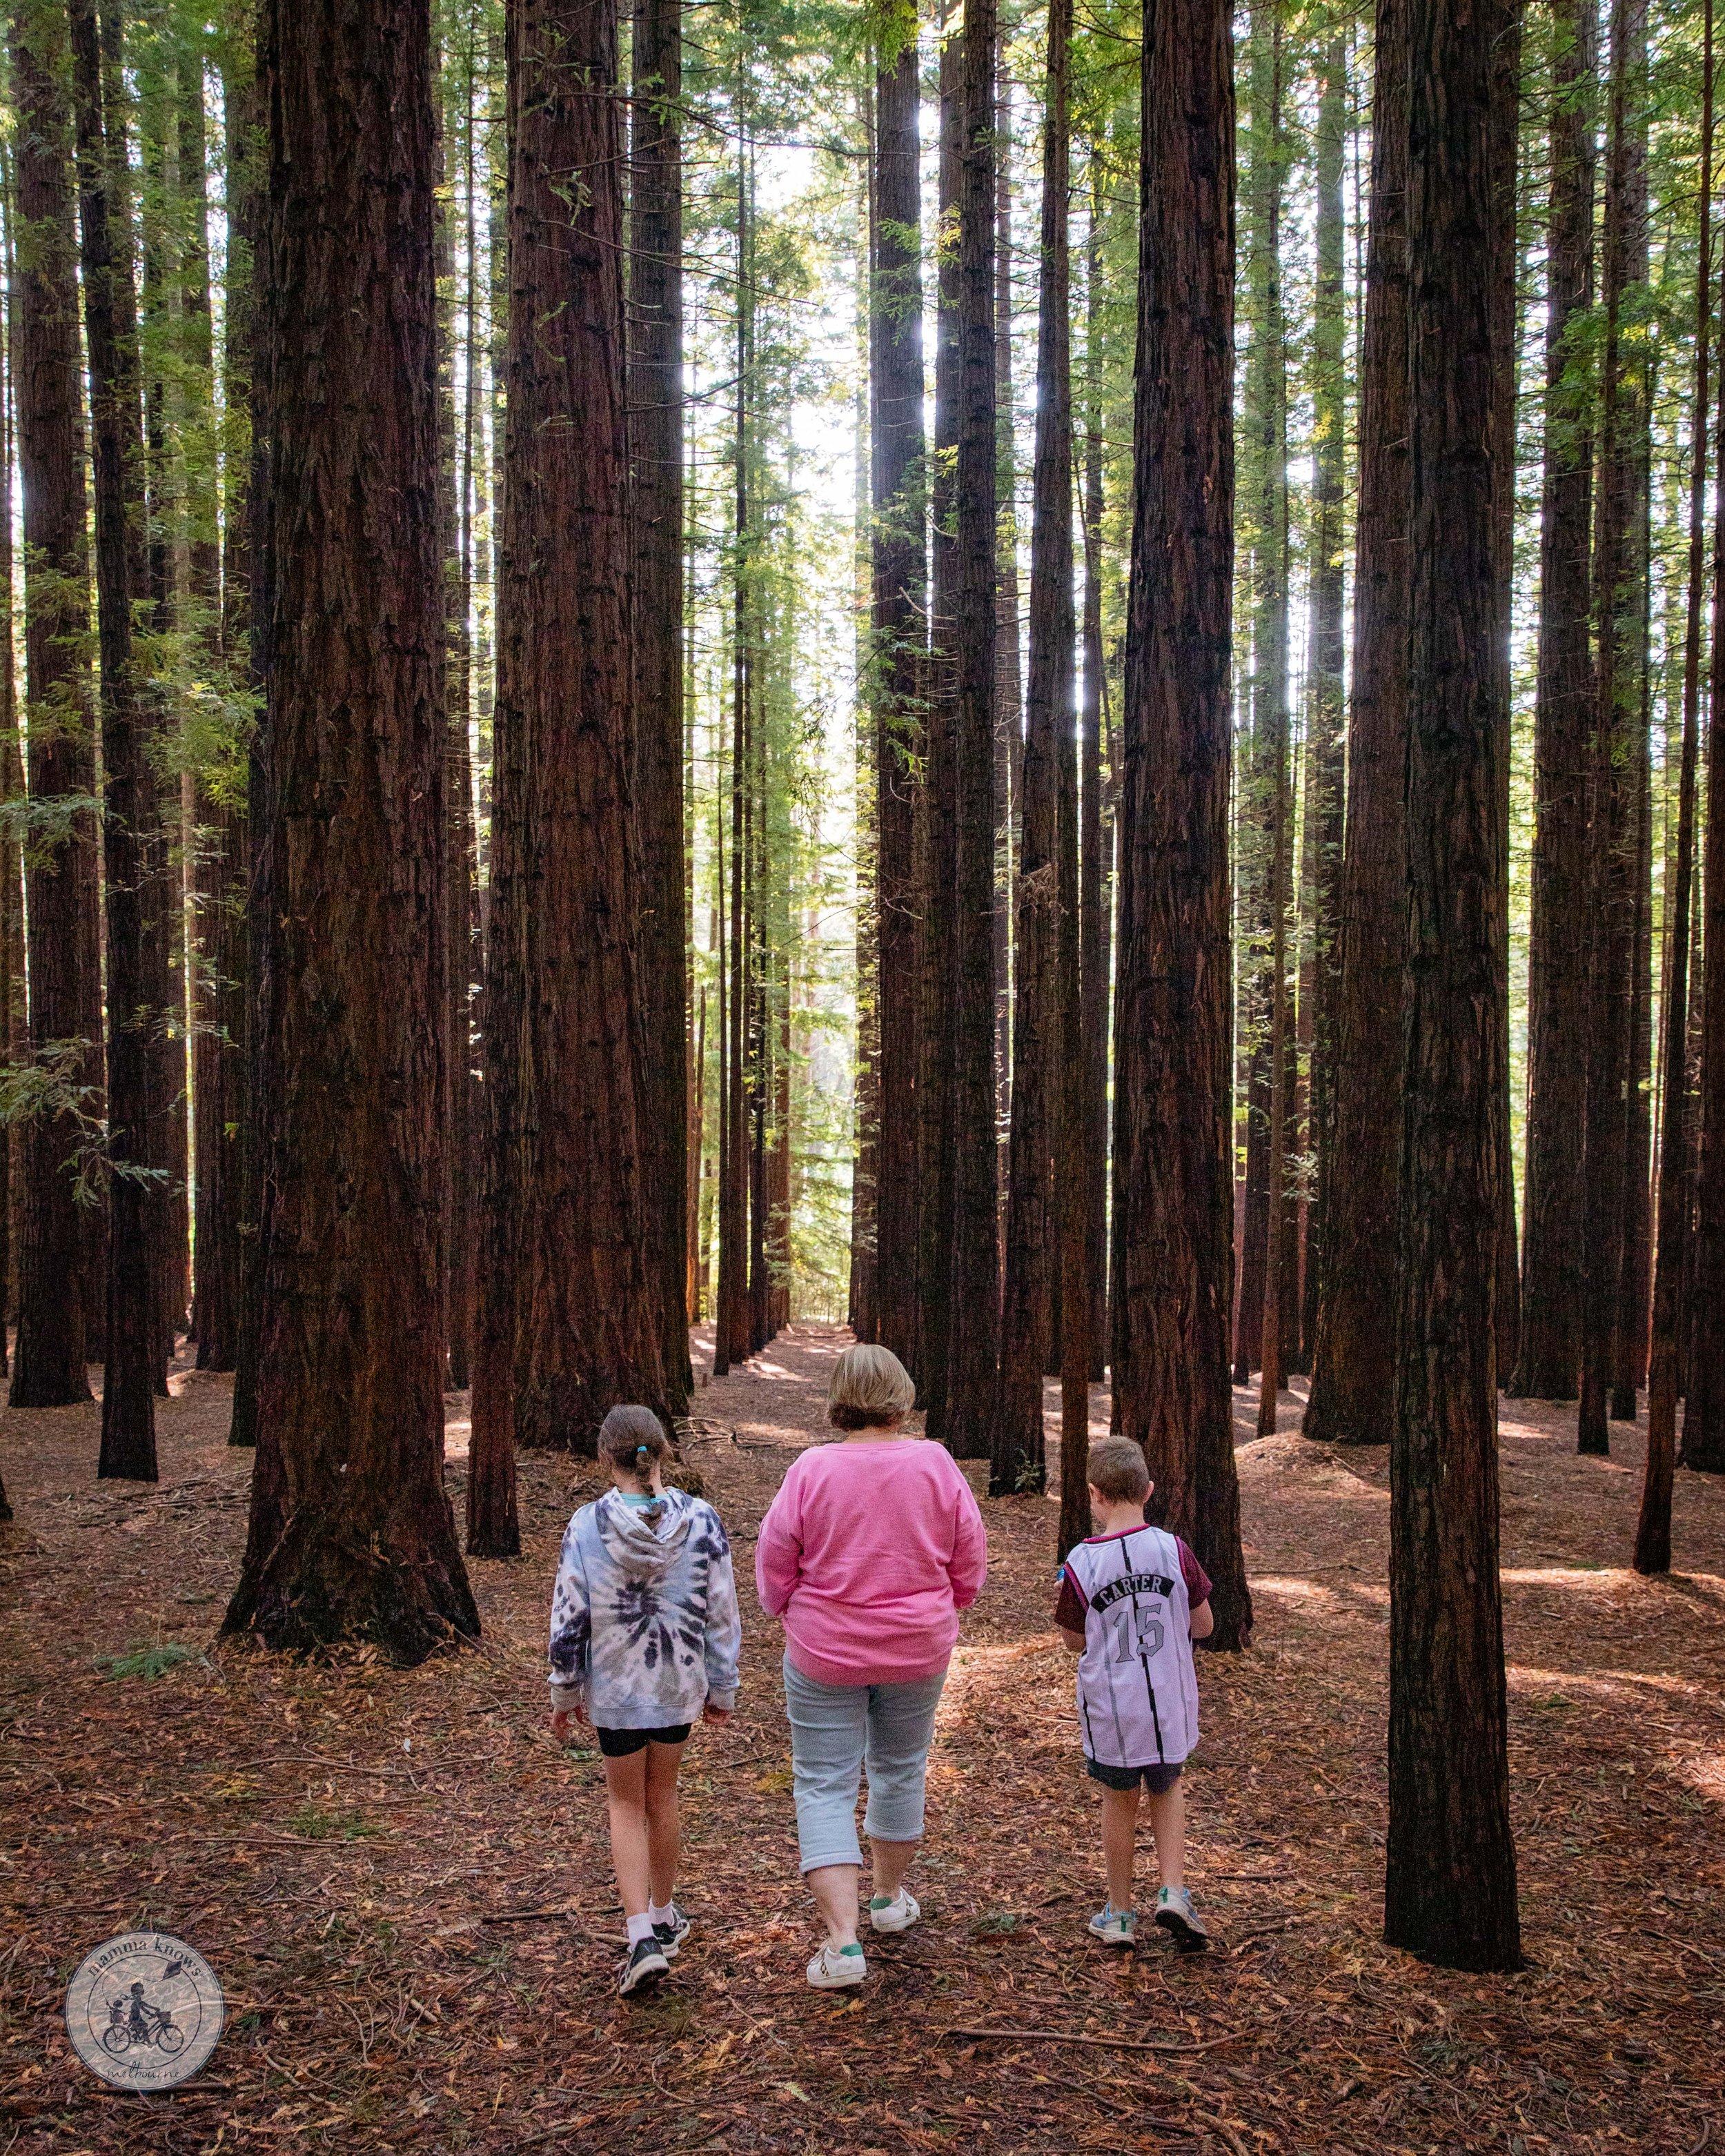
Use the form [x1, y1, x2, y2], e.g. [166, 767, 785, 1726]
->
[1, 1325, 1722, 2152]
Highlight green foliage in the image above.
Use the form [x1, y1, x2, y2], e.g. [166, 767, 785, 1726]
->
[97, 1642, 202, 1681]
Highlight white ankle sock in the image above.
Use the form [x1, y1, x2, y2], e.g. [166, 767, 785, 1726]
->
[648, 1899, 674, 1928]
[626, 1912, 656, 1947]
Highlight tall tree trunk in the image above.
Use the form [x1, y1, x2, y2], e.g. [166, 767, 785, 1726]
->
[475, 0, 678, 1459]
[1078, 164, 1108, 1381]
[224, 0, 479, 1657]
[993, 66, 1018, 1234]
[1579, 0, 1648, 1458]
[1299, 32, 1348, 1380]
[1512, 0, 1596, 1400]
[631, 0, 691, 1398]
[871, 14, 926, 1378]
[1637, 0, 1712, 1570]
[1303, 0, 1409, 1447]
[944, 0, 1000, 1458]
[9, 0, 96, 1410]
[1114, 0, 1250, 1649]
[918, 6, 962, 1436]
[1385, 0, 1520, 1972]
[70, 0, 157, 1479]
[1615, 609, 1654, 1420]
[992, 0, 1069, 1495]
[0, 159, 21, 1390]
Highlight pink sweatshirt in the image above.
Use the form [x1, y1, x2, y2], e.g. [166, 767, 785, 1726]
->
[754, 1439, 989, 1686]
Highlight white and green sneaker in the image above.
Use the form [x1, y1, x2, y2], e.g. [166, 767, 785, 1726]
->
[652, 1903, 692, 1958]
[807, 1941, 867, 1989]
[869, 1888, 920, 1934]
[1154, 1886, 1210, 1952]
[1088, 1903, 1136, 1948]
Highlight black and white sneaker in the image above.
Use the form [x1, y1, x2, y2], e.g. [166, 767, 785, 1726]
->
[617, 1937, 670, 1995]
[653, 1903, 693, 1958]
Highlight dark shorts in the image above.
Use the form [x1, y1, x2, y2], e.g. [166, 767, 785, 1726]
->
[595, 1723, 693, 1759]
[1086, 1757, 1184, 1794]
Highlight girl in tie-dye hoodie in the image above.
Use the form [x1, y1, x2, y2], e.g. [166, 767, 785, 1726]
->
[548, 1406, 742, 1995]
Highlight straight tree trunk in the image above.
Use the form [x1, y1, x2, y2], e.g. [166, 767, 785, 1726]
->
[9, 0, 96, 1410]
[1078, 167, 1108, 1380]
[475, 0, 678, 1459]
[1637, 0, 1712, 1570]
[992, 0, 1070, 1495]
[1512, 0, 1597, 1400]
[918, 7, 963, 1436]
[1114, 0, 1250, 1649]
[71, 0, 158, 1479]
[1615, 641, 1654, 1419]
[224, 0, 479, 1657]
[1299, 32, 1348, 1377]
[1385, 0, 1520, 1972]
[0, 166, 21, 1387]
[993, 67, 1018, 1231]
[871, 12, 927, 1380]
[1579, 0, 1648, 1458]
[631, 0, 691, 1400]
[941, 0, 1001, 1459]
[1303, 0, 1409, 1447]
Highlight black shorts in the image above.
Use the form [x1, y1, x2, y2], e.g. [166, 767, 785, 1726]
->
[595, 1723, 693, 1759]
[1086, 1757, 1183, 1794]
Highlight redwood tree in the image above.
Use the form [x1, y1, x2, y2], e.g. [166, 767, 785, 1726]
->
[1303, 0, 1408, 1449]
[993, 0, 1070, 1496]
[1385, 0, 1520, 1970]
[1512, 0, 1596, 1401]
[70, 0, 157, 1480]
[9, 0, 97, 1412]
[224, 0, 478, 1659]
[473, 0, 678, 1469]
[870, 5, 926, 1382]
[1113, 0, 1250, 1650]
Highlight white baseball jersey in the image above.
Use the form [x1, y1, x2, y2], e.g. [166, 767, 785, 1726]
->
[1060, 1523, 1201, 1770]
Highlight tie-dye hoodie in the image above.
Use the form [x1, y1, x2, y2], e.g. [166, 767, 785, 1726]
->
[547, 1487, 742, 1728]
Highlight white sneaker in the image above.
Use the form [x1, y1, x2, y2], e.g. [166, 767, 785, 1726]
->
[869, 1888, 920, 1934]
[652, 1903, 692, 1958]
[1088, 1903, 1136, 1948]
[1154, 1885, 1210, 1951]
[806, 1941, 867, 1988]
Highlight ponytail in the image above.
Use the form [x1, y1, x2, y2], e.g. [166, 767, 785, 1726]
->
[599, 1407, 673, 1527]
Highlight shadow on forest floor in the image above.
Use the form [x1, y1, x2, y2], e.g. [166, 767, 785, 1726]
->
[0, 1327, 1720, 2153]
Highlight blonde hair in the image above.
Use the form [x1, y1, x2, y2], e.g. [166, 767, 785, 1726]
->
[827, 1343, 916, 1432]
[1085, 1436, 1151, 1505]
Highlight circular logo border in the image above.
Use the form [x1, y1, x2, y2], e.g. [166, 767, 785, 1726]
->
[63, 1931, 225, 2091]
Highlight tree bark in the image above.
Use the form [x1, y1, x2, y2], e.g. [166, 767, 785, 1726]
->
[1078, 166, 1108, 1382]
[1578, 0, 1648, 1458]
[474, 0, 678, 1467]
[631, 0, 691, 1400]
[1512, 0, 1596, 1401]
[1637, 0, 1712, 1570]
[9, 0, 97, 1410]
[224, 0, 477, 1657]
[1385, 0, 1520, 1972]
[70, 0, 159, 1480]
[871, 12, 926, 1380]
[1299, 32, 1348, 1380]
[1114, 0, 1250, 1650]
[942, 0, 1000, 1459]
[992, 0, 1069, 1496]
[1302, 0, 1409, 1448]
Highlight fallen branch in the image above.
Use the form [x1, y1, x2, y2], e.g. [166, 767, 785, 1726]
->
[938, 2025, 1241, 2055]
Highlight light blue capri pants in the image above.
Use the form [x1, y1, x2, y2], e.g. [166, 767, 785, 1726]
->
[782, 1655, 947, 1872]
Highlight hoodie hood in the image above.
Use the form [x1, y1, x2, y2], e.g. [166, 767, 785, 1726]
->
[593, 1485, 695, 1575]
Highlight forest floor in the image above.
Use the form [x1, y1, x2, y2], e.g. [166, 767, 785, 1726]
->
[1, 1325, 1723, 2156]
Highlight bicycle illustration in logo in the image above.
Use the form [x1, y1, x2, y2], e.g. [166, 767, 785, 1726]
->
[101, 1981, 185, 2058]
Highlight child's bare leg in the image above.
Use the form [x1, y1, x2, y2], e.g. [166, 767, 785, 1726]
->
[602, 1752, 652, 1918]
[1143, 1779, 1186, 1892]
[1099, 1784, 1141, 1910]
[643, 1740, 687, 1908]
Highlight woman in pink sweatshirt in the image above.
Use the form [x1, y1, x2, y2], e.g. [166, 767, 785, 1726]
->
[754, 1344, 988, 1989]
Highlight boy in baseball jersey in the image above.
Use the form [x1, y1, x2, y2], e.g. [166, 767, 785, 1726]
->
[1055, 1437, 1215, 1950]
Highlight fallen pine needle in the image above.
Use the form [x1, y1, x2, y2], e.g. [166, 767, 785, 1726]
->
[938, 2025, 1241, 2055]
